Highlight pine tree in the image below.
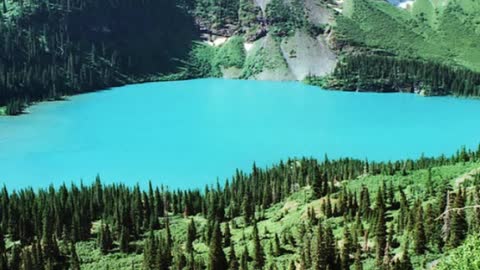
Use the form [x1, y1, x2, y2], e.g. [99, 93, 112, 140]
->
[324, 225, 337, 269]
[224, 222, 232, 247]
[414, 204, 426, 254]
[143, 230, 158, 270]
[9, 245, 21, 270]
[240, 246, 249, 270]
[375, 190, 387, 268]
[448, 189, 467, 248]
[120, 226, 130, 253]
[273, 233, 281, 256]
[399, 244, 413, 270]
[186, 219, 196, 253]
[98, 222, 113, 254]
[314, 224, 326, 270]
[208, 222, 228, 270]
[20, 249, 33, 270]
[70, 242, 81, 270]
[228, 242, 239, 270]
[242, 196, 253, 225]
[341, 226, 353, 270]
[288, 260, 296, 270]
[252, 222, 265, 269]
[354, 248, 363, 270]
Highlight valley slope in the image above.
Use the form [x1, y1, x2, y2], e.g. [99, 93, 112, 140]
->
[2, 0, 480, 114]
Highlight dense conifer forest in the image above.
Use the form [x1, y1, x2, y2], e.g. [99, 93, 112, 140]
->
[0, 0, 196, 114]
[306, 54, 480, 96]
[0, 146, 480, 269]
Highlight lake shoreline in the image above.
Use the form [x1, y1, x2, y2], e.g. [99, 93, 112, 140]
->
[2, 75, 474, 117]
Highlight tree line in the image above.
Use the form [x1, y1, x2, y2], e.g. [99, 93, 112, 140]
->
[326, 54, 480, 96]
[0, 146, 478, 268]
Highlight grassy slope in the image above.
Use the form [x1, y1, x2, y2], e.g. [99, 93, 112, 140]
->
[336, 0, 480, 72]
[74, 161, 480, 269]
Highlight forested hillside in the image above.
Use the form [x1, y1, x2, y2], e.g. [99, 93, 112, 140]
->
[319, 0, 480, 96]
[0, 0, 196, 114]
[0, 147, 480, 269]
[3, 0, 480, 115]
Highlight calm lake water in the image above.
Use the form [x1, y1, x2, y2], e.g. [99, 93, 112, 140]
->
[1, 79, 479, 190]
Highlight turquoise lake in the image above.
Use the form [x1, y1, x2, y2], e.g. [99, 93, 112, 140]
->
[0, 78, 479, 190]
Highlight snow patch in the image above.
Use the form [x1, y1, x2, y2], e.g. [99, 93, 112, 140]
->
[398, 0, 415, 9]
[387, 0, 415, 9]
[244, 42, 254, 52]
[206, 37, 228, 47]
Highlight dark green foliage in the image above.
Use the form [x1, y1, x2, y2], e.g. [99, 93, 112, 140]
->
[228, 242, 239, 270]
[414, 204, 427, 254]
[341, 226, 353, 269]
[119, 226, 130, 253]
[238, 0, 259, 28]
[9, 245, 21, 270]
[265, 0, 306, 36]
[194, 0, 240, 29]
[183, 43, 221, 79]
[5, 99, 25, 115]
[273, 233, 281, 256]
[20, 249, 33, 270]
[143, 231, 158, 270]
[70, 243, 81, 270]
[208, 222, 228, 270]
[98, 222, 113, 254]
[214, 36, 246, 69]
[327, 54, 480, 97]
[354, 248, 363, 270]
[186, 219, 197, 253]
[448, 189, 468, 248]
[0, 0, 196, 110]
[375, 188, 387, 267]
[252, 222, 265, 269]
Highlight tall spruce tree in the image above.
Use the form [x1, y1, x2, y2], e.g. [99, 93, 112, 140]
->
[186, 219, 196, 253]
[448, 189, 467, 248]
[208, 222, 228, 270]
[70, 242, 81, 270]
[252, 222, 265, 269]
[375, 188, 387, 268]
[414, 204, 426, 254]
[341, 226, 353, 270]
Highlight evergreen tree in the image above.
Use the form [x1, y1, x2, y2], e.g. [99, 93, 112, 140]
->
[448, 189, 467, 248]
[186, 219, 196, 253]
[70, 242, 81, 270]
[208, 222, 228, 270]
[354, 248, 363, 270]
[375, 189, 387, 268]
[240, 246, 249, 270]
[9, 245, 21, 270]
[224, 222, 232, 248]
[120, 226, 130, 253]
[20, 249, 33, 270]
[273, 233, 281, 256]
[414, 204, 427, 254]
[252, 222, 265, 269]
[98, 223, 113, 254]
[341, 226, 353, 270]
[143, 231, 158, 270]
[228, 243, 239, 270]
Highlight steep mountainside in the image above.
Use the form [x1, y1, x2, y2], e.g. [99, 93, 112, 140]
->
[2, 0, 480, 115]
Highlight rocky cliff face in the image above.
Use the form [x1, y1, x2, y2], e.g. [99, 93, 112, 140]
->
[196, 0, 340, 81]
